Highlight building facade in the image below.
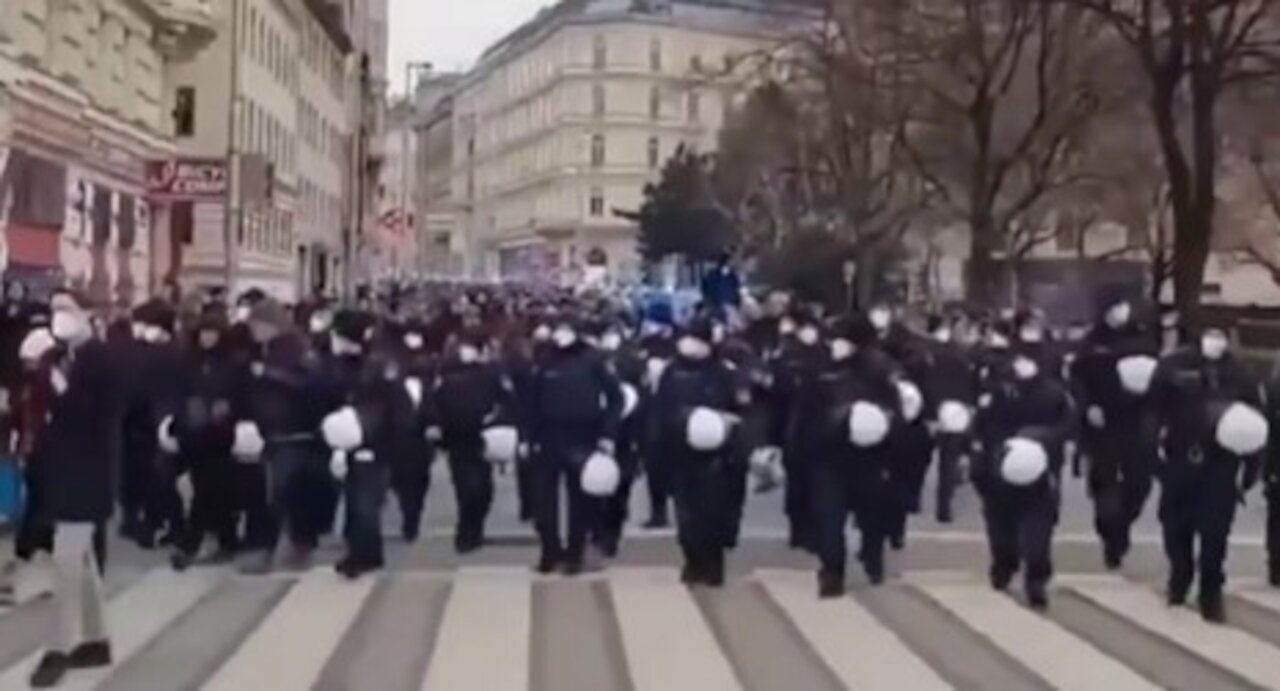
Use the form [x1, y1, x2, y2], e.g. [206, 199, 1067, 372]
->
[0, 0, 216, 301]
[413, 73, 464, 277]
[449, 0, 807, 284]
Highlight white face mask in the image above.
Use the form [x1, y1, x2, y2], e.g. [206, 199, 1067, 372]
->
[987, 332, 1010, 349]
[778, 318, 796, 336]
[830, 338, 854, 362]
[869, 308, 891, 331]
[797, 325, 819, 346]
[533, 325, 551, 342]
[309, 313, 331, 334]
[600, 332, 622, 352]
[458, 344, 481, 363]
[233, 305, 252, 324]
[404, 332, 424, 351]
[1201, 332, 1228, 360]
[1105, 302, 1131, 329]
[677, 336, 711, 360]
[1012, 356, 1039, 380]
[933, 328, 952, 343]
[51, 311, 90, 345]
[331, 333, 362, 355]
[552, 328, 577, 349]
[711, 324, 726, 344]
[1019, 327, 1044, 343]
[130, 322, 146, 340]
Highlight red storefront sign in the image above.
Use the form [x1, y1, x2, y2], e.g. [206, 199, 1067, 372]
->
[146, 158, 228, 200]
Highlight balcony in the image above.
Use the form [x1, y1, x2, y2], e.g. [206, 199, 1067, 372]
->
[143, 0, 217, 58]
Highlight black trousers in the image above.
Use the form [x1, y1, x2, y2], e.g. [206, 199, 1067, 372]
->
[983, 485, 1057, 588]
[1266, 481, 1280, 572]
[1159, 458, 1239, 599]
[935, 433, 969, 519]
[343, 461, 389, 567]
[176, 449, 238, 557]
[391, 439, 433, 537]
[240, 442, 324, 554]
[1085, 427, 1155, 560]
[445, 440, 493, 543]
[783, 439, 814, 547]
[813, 453, 893, 580]
[532, 434, 598, 563]
[888, 422, 935, 543]
[672, 456, 735, 578]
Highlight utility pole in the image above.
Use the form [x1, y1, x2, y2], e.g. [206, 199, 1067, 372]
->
[222, 0, 243, 297]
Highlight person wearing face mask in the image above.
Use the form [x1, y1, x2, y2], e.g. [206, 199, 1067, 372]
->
[634, 316, 675, 528]
[431, 328, 513, 553]
[807, 315, 903, 596]
[316, 310, 412, 579]
[650, 318, 750, 586]
[594, 323, 646, 556]
[921, 314, 979, 524]
[166, 307, 248, 571]
[875, 309, 934, 550]
[1148, 326, 1264, 622]
[27, 290, 128, 688]
[1070, 293, 1160, 570]
[774, 309, 827, 552]
[388, 319, 437, 543]
[526, 316, 623, 575]
[970, 343, 1076, 610]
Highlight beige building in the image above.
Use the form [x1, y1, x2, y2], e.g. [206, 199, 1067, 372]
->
[450, 0, 808, 283]
[413, 73, 464, 277]
[0, 0, 216, 300]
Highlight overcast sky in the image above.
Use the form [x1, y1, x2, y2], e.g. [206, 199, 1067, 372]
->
[388, 0, 554, 94]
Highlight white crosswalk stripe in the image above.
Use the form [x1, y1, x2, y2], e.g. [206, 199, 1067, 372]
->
[1066, 577, 1280, 689]
[201, 567, 377, 691]
[4, 566, 1280, 689]
[420, 567, 531, 691]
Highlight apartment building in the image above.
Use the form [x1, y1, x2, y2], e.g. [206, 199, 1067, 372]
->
[0, 0, 216, 300]
[450, 0, 809, 283]
[413, 73, 464, 277]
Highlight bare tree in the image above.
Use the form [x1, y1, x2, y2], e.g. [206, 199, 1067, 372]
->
[1064, 0, 1280, 323]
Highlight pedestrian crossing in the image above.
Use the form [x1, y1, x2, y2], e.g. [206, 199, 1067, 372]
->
[0, 565, 1279, 690]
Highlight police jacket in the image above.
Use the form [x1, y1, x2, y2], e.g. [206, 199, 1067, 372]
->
[1149, 348, 1261, 462]
[527, 342, 622, 443]
[650, 353, 748, 460]
[172, 341, 247, 455]
[1071, 322, 1158, 425]
[976, 365, 1076, 471]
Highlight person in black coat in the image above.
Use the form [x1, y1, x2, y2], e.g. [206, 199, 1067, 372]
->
[28, 290, 127, 688]
[775, 309, 827, 552]
[390, 318, 437, 543]
[920, 314, 979, 523]
[432, 327, 512, 553]
[525, 315, 623, 575]
[1149, 328, 1263, 622]
[972, 344, 1076, 610]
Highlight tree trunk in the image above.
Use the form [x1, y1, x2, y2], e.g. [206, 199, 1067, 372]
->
[967, 212, 1000, 305]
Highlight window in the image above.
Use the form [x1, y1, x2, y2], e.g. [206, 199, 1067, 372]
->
[647, 137, 659, 168]
[649, 86, 661, 119]
[593, 36, 607, 70]
[592, 83, 605, 116]
[174, 86, 196, 137]
[590, 134, 605, 167]
[650, 39, 662, 72]
[589, 187, 604, 217]
[687, 91, 700, 121]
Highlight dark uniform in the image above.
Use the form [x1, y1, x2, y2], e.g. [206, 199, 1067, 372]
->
[1149, 338, 1261, 621]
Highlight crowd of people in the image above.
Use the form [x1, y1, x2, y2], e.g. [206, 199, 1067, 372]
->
[0, 277, 1275, 686]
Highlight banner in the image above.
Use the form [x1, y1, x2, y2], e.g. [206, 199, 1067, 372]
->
[146, 158, 228, 200]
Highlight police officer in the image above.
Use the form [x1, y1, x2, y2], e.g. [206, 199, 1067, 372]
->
[921, 314, 978, 523]
[636, 316, 675, 528]
[526, 315, 623, 575]
[388, 319, 436, 542]
[776, 309, 827, 551]
[167, 307, 247, 570]
[1149, 327, 1264, 621]
[651, 318, 750, 586]
[972, 343, 1076, 609]
[596, 321, 645, 557]
[433, 327, 512, 553]
[320, 309, 411, 579]
[809, 315, 903, 596]
[1072, 293, 1160, 569]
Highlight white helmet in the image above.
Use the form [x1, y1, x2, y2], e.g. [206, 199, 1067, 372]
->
[157, 416, 180, 454]
[321, 407, 364, 451]
[232, 421, 265, 460]
[686, 407, 730, 451]
[18, 327, 56, 363]
[1000, 438, 1049, 486]
[581, 451, 621, 497]
[897, 380, 924, 422]
[645, 357, 668, 390]
[621, 383, 640, 418]
[404, 377, 424, 408]
[849, 401, 891, 448]
[1215, 402, 1269, 456]
[482, 425, 520, 464]
[937, 400, 973, 434]
[1116, 355, 1158, 395]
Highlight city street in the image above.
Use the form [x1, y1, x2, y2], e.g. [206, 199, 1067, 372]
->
[0, 460, 1273, 690]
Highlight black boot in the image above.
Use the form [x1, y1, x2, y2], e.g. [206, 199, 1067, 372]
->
[29, 652, 69, 688]
[1200, 590, 1226, 624]
[990, 565, 1015, 592]
[1026, 581, 1049, 610]
[1270, 562, 1280, 588]
[818, 571, 845, 599]
[67, 641, 112, 668]
[534, 551, 560, 575]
